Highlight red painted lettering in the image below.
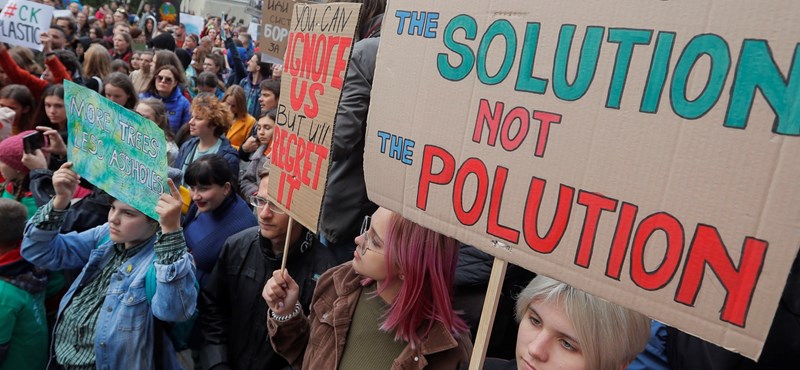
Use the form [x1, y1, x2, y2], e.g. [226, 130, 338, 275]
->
[453, 158, 488, 226]
[417, 145, 455, 210]
[605, 202, 639, 279]
[575, 191, 618, 268]
[675, 225, 768, 327]
[522, 177, 574, 254]
[630, 212, 684, 290]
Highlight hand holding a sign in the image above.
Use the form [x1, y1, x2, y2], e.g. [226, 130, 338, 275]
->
[40, 32, 52, 55]
[263, 269, 300, 316]
[52, 162, 79, 210]
[155, 179, 183, 234]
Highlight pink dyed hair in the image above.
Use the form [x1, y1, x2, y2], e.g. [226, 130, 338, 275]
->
[373, 213, 468, 347]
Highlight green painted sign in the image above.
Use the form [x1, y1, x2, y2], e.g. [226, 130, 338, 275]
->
[65, 80, 168, 220]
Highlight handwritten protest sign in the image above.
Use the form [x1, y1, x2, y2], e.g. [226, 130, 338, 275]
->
[267, 2, 361, 233]
[0, 0, 53, 50]
[365, 0, 800, 360]
[65, 81, 169, 220]
[259, 0, 294, 64]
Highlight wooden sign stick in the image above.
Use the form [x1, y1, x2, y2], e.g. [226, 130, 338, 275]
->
[469, 257, 508, 370]
[280, 218, 294, 272]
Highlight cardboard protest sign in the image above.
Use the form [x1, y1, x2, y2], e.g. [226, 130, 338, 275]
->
[180, 12, 204, 37]
[259, 0, 294, 64]
[364, 0, 800, 360]
[267, 2, 361, 233]
[0, 0, 53, 50]
[65, 81, 169, 221]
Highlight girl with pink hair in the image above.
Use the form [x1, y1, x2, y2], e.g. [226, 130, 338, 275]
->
[263, 207, 472, 369]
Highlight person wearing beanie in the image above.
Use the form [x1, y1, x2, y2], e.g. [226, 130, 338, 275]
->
[0, 131, 37, 218]
[149, 32, 176, 52]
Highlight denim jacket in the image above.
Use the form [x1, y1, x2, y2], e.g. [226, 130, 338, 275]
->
[21, 223, 197, 370]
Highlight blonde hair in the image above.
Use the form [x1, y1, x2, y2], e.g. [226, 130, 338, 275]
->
[516, 276, 651, 370]
[83, 44, 112, 79]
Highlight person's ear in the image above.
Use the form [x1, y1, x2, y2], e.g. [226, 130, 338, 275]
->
[223, 182, 231, 195]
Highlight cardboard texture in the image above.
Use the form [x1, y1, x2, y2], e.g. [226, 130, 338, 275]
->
[260, 0, 295, 64]
[267, 2, 361, 233]
[0, 0, 54, 51]
[365, 0, 800, 360]
[65, 81, 169, 221]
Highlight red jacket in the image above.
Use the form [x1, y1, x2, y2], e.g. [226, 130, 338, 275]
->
[0, 49, 72, 100]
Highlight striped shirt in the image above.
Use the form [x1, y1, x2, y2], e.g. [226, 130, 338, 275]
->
[31, 200, 186, 369]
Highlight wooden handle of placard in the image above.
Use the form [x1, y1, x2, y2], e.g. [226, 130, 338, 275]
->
[469, 257, 508, 370]
[280, 218, 294, 272]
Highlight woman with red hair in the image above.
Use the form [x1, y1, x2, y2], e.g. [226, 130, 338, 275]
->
[263, 207, 472, 369]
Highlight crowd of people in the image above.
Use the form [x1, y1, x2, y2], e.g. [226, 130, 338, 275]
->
[0, 0, 796, 370]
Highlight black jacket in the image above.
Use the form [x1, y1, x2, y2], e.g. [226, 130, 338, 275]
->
[199, 227, 338, 370]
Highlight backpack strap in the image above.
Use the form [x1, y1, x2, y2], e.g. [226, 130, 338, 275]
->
[93, 76, 104, 95]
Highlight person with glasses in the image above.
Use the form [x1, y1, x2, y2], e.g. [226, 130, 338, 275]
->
[263, 207, 472, 370]
[139, 65, 191, 133]
[199, 172, 337, 370]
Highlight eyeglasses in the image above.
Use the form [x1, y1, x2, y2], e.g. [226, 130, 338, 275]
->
[156, 75, 174, 84]
[357, 215, 383, 255]
[250, 195, 285, 214]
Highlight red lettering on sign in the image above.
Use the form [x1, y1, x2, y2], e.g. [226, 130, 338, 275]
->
[675, 225, 768, 327]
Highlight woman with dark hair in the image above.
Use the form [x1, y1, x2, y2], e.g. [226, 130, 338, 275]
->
[143, 15, 157, 42]
[195, 72, 224, 100]
[103, 72, 137, 109]
[88, 26, 104, 42]
[172, 94, 239, 181]
[34, 84, 66, 132]
[182, 155, 256, 287]
[264, 207, 472, 369]
[240, 79, 281, 157]
[139, 65, 191, 133]
[221, 85, 255, 150]
[239, 110, 275, 197]
[0, 84, 35, 134]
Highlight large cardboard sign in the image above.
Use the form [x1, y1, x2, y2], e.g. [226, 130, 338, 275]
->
[0, 0, 53, 50]
[365, 0, 800, 360]
[267, 2, 361, 233]
[259, 0, 294, 64]
[65, 81, 169, 221]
